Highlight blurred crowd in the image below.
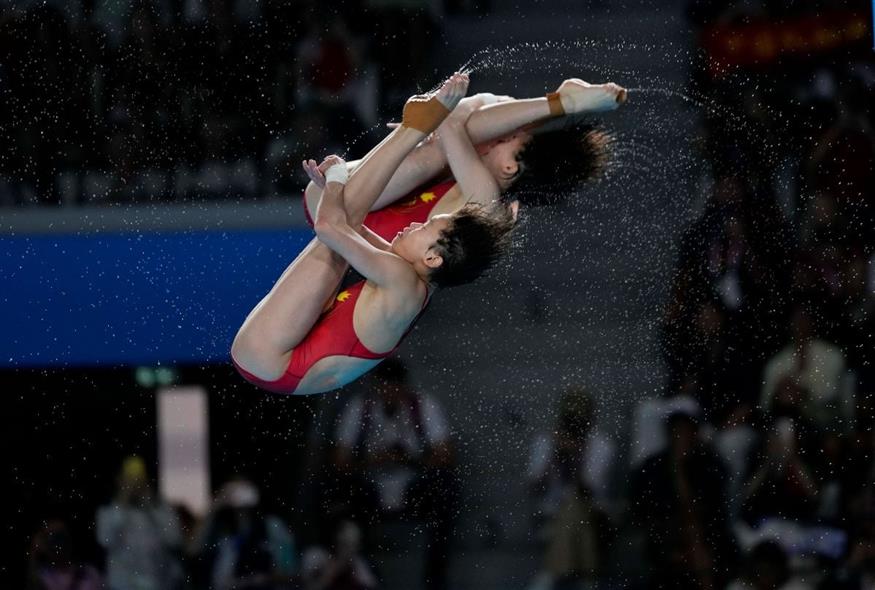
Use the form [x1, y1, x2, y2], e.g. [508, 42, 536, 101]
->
[27, 360, 460, 590]
[645, 0, 875, 587]
[0, 0, 455, 206]
[14, 0, 875, 589]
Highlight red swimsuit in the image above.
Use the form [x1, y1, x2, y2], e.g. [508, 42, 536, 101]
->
[234, 280, 430, 394]
[303, 179, 457, 241]
[236, 180, 452, 394]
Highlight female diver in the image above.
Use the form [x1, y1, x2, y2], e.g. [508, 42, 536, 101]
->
[231, 73, 515, 395]
[302, 78, 628, 242]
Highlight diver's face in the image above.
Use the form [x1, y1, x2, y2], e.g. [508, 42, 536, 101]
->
[390, 214, 452, 267]
[479, 131, 532, 190]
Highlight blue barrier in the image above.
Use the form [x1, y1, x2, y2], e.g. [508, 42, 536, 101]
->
[1, 229, 313, 367]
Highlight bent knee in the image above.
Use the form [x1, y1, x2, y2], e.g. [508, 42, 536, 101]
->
[230, 329, 258, 372]
[230, 328, 288, 381]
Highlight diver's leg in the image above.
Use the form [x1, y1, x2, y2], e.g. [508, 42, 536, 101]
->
[464, 79, 625, 143]
[303, 93, 548, 213]
[233, 76, 468, 380]
[305, 81, 624, 211]
[311, 73, 469, 227]
[231, 238, 348, 381]
[358, 84, 621, 207]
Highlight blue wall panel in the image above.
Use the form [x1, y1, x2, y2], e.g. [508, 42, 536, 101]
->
[1, 229, 312, 367]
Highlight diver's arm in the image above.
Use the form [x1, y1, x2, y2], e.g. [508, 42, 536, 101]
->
[463, 98, 553, 144]
[314, 180, 414, 288]
[437, 117, 502, 207]
[357, 225, 392, 252]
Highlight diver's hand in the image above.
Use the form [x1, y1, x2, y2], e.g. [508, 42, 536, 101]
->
[302, 155, 346, 189]
[556, 79, 627, 113]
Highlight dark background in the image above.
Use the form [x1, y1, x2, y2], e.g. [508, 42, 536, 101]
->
[2, 0, 874, 588]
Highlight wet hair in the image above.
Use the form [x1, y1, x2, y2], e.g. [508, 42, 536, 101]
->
[428, 205, 514, 288]
[509, 121, 614, 207]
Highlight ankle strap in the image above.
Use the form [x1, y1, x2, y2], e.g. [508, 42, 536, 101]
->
[546, 91, 565, 117]
[401, 96, 451, 134]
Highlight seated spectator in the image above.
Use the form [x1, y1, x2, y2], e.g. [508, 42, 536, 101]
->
[761, 304, 850, 431]
[767, 373, 846, 506]
[629, 407, 737, 589]
[741, 417, 820, 525]
[300, 520, 379, 590]
[327, 358, 460, 590]
[525, 386, 616, 590]
[96, 455, 184, 590]
[192, 477, 296, 590]
[28, 521, 102, 590]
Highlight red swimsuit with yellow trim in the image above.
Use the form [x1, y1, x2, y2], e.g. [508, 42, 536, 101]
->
[303, 179, 458, 241]
[236, 180, 453, 394]
[234, 280, 430, 394]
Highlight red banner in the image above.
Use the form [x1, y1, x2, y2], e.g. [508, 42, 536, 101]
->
[701, 12, 871, 78]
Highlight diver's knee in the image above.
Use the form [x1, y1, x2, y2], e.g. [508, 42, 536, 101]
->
[231, 330, 288, 382]
[230, 327, 253, 368]
[230, 325, 270, 373]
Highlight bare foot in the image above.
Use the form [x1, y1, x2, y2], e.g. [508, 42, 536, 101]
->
[402, 72, 470, 133]
[556, 79, 626, 114]
[433, 71, 469, 111]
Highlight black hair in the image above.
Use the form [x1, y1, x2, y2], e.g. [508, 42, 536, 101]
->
[509, 121, 614, 207]
[428, 205, 514, 288]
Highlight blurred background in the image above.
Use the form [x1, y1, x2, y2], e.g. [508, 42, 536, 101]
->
[1, 0, 874, 589]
